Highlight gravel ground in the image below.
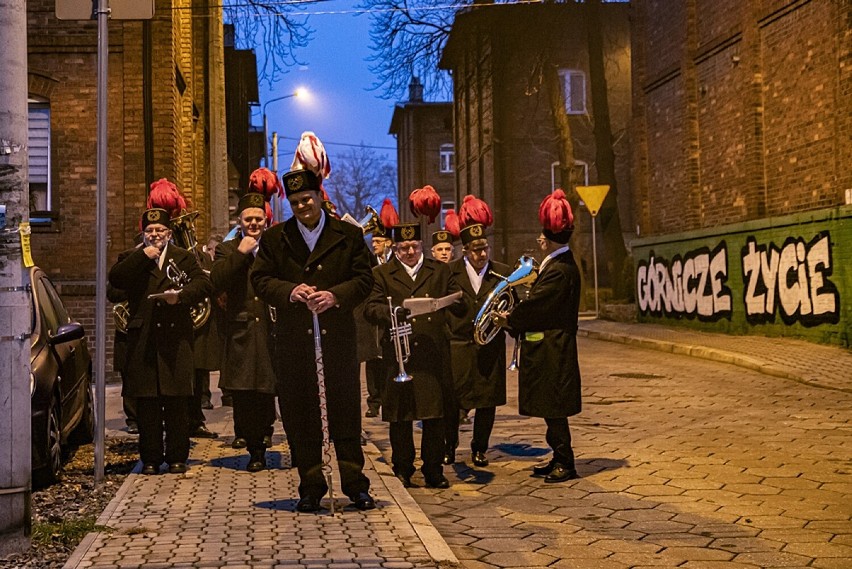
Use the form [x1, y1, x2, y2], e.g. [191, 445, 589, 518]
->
[0, 437, 138, 569]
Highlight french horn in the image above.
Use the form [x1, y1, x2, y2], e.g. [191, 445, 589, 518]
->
[472, 254, 539, 346]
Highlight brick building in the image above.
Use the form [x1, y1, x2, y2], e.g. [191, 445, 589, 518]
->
[389, 77, 455, 236]
[438, 2, 633, 272]
[630, 0, 851, 346]
[26, 0, 232, 378]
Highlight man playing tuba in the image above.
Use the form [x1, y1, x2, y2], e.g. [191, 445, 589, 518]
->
[108, 207, 212, 475]
[493, 189, 582, 483]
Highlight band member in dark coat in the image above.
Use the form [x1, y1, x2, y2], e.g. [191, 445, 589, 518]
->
[211, 192, 277, 472]
[362, 226, 394, 417]
[251, 168, 376, 512]
[108, 208, 212, 475]
[364, 222, 461, 489]
[495, 190, 582, 483]
[446, 224, 511, 467]
[188, 240, 219, 439]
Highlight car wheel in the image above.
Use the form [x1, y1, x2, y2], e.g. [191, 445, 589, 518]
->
[33, 393, 63, 487]
[70, 382, 95, 445]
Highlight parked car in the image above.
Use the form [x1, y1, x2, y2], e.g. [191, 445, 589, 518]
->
[29, 266, 94, 486]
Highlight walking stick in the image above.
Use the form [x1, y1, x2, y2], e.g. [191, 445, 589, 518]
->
[312, 310, 335, 514]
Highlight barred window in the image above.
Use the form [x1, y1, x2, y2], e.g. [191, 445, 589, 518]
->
[559, 69, 586, 115]
[439, 143, 455, 173]
[28, 99, 54, 223]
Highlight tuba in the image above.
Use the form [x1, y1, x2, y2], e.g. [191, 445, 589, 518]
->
[473, 254, 539, 346]
[341, 205, 382, 236]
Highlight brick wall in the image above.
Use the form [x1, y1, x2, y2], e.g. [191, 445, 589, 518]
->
[632, 0, 851, 238]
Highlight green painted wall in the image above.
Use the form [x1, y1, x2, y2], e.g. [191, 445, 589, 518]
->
[631, 206, 851, 347]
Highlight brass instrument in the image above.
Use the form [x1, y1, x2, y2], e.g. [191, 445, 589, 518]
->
[387, 296, 413, 383]
[165, 258, 211, 330]
[473, 254, 539, 346]
[169, 210, 201, 252]
[341, 205, 382, 236]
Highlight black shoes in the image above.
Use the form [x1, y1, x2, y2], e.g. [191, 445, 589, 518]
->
[425, 475, 450, 489]
[168, 462, 188, 474]
[262, 435, 273, 448]
[443, 450, 456, 465]
[544, 463, 578, 483]
[395, 473, 413, 488]
[247, 452, 266, 472]
[126, 422, 139, 435]
[296, 495, 322, 513]
[365, 407, 379, 418]
[232, 437, 247, 449]
[472, 451, 489, 467]
[141, 463, 159, 475]
[191, 425, 218, 439]
[201, 398, 214, 410]
[531, 459, 557, 477]
[351, 492, 376, 511]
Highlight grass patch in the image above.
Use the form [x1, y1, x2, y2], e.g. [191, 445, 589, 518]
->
[31, 517, 112, 546]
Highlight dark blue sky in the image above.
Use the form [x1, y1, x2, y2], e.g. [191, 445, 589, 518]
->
[255, 0, 402, 175]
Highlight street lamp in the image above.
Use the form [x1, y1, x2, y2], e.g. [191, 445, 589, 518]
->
[262, 87, 308, 169]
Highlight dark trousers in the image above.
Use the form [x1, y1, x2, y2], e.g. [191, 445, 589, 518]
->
[189, 369, 209, 429]
[544, 417, 575, 467]
[137, 396, 191, 465]
[390, 418, 444, 480]
[365, 358, 384, 412]
[123, 396, 137, 426]
[471, 407, 496, 453]
[288, 432, 369, 500]
[232, 390, 276, 453]
[442, 387, 459, 455]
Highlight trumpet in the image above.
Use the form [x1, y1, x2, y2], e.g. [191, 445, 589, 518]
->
[387, 296, 413, 383]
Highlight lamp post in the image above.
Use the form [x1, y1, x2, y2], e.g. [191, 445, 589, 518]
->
[262, 88, 307, 221]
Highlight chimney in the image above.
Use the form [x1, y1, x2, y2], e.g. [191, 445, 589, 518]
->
[408, 76, 424, 103]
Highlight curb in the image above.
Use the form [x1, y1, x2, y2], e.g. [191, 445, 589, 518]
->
[362, 435, 461, 568]
[578, 327, 849, 393]
[62, 463, 142, 569]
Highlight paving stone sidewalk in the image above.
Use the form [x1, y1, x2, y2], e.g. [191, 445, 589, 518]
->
[578, 319, 852, 392]
[64, 402, 460, 569]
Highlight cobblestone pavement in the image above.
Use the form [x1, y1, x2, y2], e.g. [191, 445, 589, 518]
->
[65, 394, 458, 568]
[69, 321, 852, 568]
[363, 334, 852, 569]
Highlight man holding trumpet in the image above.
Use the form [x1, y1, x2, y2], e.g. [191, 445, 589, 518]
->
[251, 167, 376, 512]
[108, 206, 212, 475]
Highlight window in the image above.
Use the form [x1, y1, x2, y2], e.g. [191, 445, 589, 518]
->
[28, 99, 54, 223]
[439, 143, 455, 173]
[441, 201, 455, 226]
[559, 69, 586, 115]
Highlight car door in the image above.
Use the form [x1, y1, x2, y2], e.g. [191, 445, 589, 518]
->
[33, 272, 80, 423]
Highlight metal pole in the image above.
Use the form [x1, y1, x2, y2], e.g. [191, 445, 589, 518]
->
[591, 214, 599, 318]
[272, 132, 279, 222]
[94, 0, 110, 485]
[263, 113, 269, 169]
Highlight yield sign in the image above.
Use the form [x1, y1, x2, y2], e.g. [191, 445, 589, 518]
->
[575, 185, 610, 217]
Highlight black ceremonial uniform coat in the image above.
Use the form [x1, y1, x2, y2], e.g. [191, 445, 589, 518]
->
[250, 214, 373, 438]
[506, 250, 582, 419]
[108, 245, 212, 398]
[447, 258, 511, 409]
[364, 256, 459, 422]
[191, 244, 221, 371]
[210, 238, 276, 394]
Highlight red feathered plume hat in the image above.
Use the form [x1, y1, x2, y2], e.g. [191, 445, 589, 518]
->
[248, 168, 283, 202]
[147, 178, 187, 219]
[409, 185, 441, 224]
[458, 194, 493, 229]
[443, 209, 460, 239]
[538, 189, 575, 244]
[379, 198, 400, 231]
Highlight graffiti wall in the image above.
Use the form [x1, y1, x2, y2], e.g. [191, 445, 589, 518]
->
[632, 207, 851, 346]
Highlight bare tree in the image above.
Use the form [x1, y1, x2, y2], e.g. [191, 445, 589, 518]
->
[223, 0, 314, 86]
[325, 145, 397, 216]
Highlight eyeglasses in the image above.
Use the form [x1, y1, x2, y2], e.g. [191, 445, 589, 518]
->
[144, 228, 170, 235]
[397, 243, 421, 252]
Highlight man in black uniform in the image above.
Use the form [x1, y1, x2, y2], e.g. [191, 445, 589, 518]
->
[446, 224, 510, 467]
[495, 189, 582, 483]
[364, 222, 461, 489]
[108, 207, 212, 475]
[362, 228, 393, 418]
[211, 192, 277, 472]
[252, 168, 376, 512]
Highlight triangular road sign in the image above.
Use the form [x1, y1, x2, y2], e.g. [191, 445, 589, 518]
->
[575, 185, 610, 217]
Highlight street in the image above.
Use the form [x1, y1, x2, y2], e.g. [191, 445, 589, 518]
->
[365, 336, 852, 568]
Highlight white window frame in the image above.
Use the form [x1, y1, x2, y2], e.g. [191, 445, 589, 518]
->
[441, 201, 455, 226]
[559, 69, 587, 115]
[28, 98, 53, 222]
[439, 143, 455, 173]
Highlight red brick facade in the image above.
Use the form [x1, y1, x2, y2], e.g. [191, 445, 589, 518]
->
[26, 0, 225, 380]
[631, 0, 852, 237]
